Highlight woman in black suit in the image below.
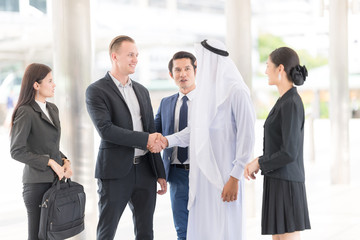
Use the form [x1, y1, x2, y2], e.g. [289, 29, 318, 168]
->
[244, 47, 311, 240]
[10, 63, 72, 240]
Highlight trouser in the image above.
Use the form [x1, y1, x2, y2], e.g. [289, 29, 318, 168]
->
[168, 165, 190, 240]
[96, 161, 157, 240]
[23, 182, 52, 240]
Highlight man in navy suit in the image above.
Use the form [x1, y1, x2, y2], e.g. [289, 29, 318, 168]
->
[154, 51, 196, 240]
[86, 35, 167, 240]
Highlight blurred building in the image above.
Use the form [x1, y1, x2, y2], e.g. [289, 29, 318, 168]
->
[1, 0, 360, 120]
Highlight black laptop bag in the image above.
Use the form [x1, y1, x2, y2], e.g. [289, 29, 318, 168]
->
[38, 178, 86, 240]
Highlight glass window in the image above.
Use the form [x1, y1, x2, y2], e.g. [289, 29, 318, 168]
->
[30, 0, 47, 14]
[0, 0, 20, 12]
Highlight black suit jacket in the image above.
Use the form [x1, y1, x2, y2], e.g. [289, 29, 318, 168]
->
[86, 72, 165, 179]
[258, 87, 305, 182]
[10, 101, 66, 183]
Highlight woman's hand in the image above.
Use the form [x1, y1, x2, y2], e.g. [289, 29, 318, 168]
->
[48, 159, 65, 180]
[244, 157, 260, 180]
[63, 159, 73, 179]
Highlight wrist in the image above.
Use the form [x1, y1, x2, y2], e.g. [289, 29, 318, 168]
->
[48, 159, 55, 166]
[255, 157, 260, 169]
[229, 176, 239, 182]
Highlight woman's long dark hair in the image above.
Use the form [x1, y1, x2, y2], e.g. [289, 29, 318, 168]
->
[10, 63, 52, 130]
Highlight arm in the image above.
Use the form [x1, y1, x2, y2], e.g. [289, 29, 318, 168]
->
[230, 89, 256, 180]
[86, 84, 149, 150]
[10, 107, 50, 171]
[258, 99, 303, 173]
[166, 126, 190, 148]
[146, 93, 167, 192]
[10, 106, 66, 179]
[222, 89, 256, 201]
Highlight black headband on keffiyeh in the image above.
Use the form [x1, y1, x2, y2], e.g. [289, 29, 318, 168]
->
[201, 40, 229, 57]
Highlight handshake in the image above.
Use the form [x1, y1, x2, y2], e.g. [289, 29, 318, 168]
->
[147, 133, 168, 153]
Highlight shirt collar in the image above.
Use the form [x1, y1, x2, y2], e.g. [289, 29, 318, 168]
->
[179, 88, 196, 102]
[109, 71, 132, 88]
[35, 99, 47, 108]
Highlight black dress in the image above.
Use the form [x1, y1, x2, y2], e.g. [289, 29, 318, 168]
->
[258, 87, 311, 235]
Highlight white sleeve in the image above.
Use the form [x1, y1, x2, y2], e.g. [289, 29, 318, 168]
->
[230, 89, 256, 180]
[166, 126, 191, 148]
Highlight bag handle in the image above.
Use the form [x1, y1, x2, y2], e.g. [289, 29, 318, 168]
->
[53, 177, 73, 190]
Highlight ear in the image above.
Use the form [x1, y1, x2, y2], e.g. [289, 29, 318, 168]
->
[278, 64, 285, 73]
[33, 82, 40, 90]
[169, 71, 174, 79]
[111, 52, 117, 62]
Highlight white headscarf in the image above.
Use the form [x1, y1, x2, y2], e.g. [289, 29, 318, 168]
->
[189, 39, 251, 205]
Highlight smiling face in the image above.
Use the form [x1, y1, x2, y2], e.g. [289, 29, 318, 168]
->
[112, 40, 138, 76]
[265, 56, 281, 86]
[33, 71, 55, 102]
[170, 58, 196, 94]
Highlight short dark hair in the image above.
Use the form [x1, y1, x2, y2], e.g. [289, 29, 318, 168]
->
[168, 51, 197, 74]
[109, 35, 135, 57]
[269, 47, 306, 85]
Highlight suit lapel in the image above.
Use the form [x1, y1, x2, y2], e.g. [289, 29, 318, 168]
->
[169, 93, 178, 134]
[105, 74, 127, 103]
[47, 104, 60, 129]
[30, 101, 57, 129]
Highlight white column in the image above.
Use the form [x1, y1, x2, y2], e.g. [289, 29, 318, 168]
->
[225, 0, 252, 89]
[226, 0, 256, 217]
[329, 0, 350, 184]
[51, 1, 96, 238]
[166, 0, 177, 11]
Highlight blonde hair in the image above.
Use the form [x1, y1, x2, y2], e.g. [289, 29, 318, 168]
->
[109, 35, 135, 57]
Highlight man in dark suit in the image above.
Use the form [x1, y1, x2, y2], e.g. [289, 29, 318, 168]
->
[154, 51, 196, 240]
[86, 35, 167, 240]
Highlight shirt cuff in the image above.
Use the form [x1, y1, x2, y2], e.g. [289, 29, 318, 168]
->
[230, 164, 244, 180]
[166, 135, 176, 148]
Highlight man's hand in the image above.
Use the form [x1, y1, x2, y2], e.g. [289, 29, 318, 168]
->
[157, 178, 167, 195]
[221, 176, 239, 202]
[147, 133, 167, 153]
[244, 157, 260, 180]
[159, 135, 168, 148]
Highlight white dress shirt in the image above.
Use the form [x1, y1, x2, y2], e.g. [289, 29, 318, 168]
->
[35, 100, 53, 124]
[171, 90, 196, 165]
[109, 72, 146, 157]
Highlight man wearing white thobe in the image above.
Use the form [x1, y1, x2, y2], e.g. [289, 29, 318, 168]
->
[159, 39, 255, 240]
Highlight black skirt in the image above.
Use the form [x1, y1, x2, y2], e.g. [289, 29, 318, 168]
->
[261, 176, 311, 235]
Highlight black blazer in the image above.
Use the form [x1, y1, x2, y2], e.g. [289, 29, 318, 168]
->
[85, 72, 165, 179]
[10, 101, 66, 183]
[258, 87, 305, 182]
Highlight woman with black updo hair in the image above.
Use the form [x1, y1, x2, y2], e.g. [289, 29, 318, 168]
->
[244, 47, 311, 240]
